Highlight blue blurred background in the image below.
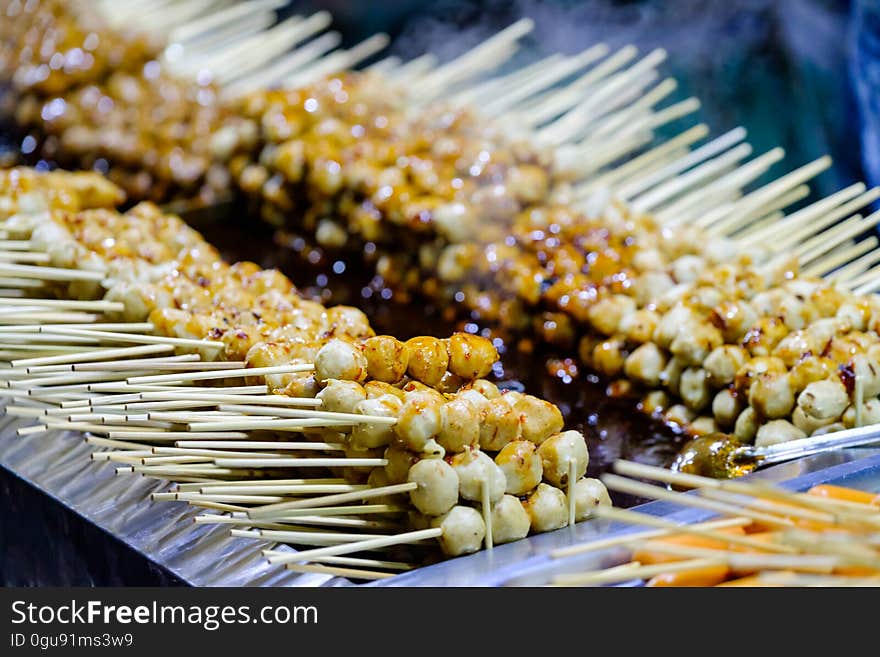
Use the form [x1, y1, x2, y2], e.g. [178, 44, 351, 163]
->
[286, 0, 878, 200]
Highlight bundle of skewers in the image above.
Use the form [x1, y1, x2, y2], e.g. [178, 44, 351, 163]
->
[543, 460, 880, 587]
[0, 166, 610, 579]
[7, 0, 880, 459]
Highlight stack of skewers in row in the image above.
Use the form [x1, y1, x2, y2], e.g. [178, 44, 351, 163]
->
[0, 166, 611, 579]
[541, 460, 880, 587]
[7, 1, 880, 461]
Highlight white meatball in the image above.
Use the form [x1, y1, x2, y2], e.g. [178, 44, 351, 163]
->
[632, 247, 666, 271]
[400, 381, 446, 404]
[364, 380, 405, 400]
[316, 379, 366, 414]
[350, 394, 402, 449]
[631, 271, 675, 306]
[405, 336, 449, 387]
[642, 390, 670, 415]
[383, 444, 420, 484]
[586, 295, 636, 336]
[837, 302, 869, 331]
[690, 416, 719, 435]
[748, 372, 795, 419]
[704, 345, 749, 387]
[457, 388, 491, 414]
[569, 478, 612, 521]
[797, 379, 850, 421]
[665, 403, 696, 428]
[500, 390, 522, 410]
[494, 440, 543, 495]
[431, 506, 486, 556]
[522, 483, 569, 533]
[446, 332, 498, 379]
[659, 356, 686, 395]
[803, 317, 849, 346]
[365, 466, 398, 505]
[624, 343, 667, 387]
[669, 322, 722, 367]
[536, 430, 589, 488]
[437, 396, 480, 453]
[362, 335, 408, 383]
[407, 459, 459, 516]
[792, 406, 838, 435]
[512, 394, 564, 444]
[672, 255, 705, 283]
[755, 420, 807, 447]
[490, 495, 532, 544]
[733, 407, 758, 443]
[466, 379, 501, 399]
[479, 397, 522, 451]
[434, 202, 476, 242]
[450, 449, 506, 503]
[325, 305, 373, 338]
[773, 330, 816, 367]
[619, 309, 660, 344]
[394, 391, 442, 452]
[654, 305, 697, 348]
[679, 367, 712, 411]
[712, 388, 741, 428]
[314, 338, 368, 383]
[592, 338, 626, 377]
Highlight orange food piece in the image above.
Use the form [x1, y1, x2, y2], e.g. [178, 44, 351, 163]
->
[737, 498, 835, 532]
[807, 484, 880, 507]
[632, 527, 746, 565]
[716, 573, 788, 587]
[833, 565, 880, 577]
[646, 564, 731, 587]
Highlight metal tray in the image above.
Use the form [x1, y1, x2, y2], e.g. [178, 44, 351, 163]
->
[0, 413, 347, 586]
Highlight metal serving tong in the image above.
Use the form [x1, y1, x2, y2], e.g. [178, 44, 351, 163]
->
[672, 423, 880, 478]
[750, 423, 880, 467]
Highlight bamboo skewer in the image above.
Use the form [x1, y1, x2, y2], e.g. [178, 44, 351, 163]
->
[248, 482, 416, 518]
[127, 363, 313, 384]
[591, 505, 796, 553]
[190, 419, 356, 432]
[553, 558, 718, 587]
[601, 474, 796, 529]
[37, 327, 225, 351]
[0, 262, 105, 281]
[214, 403, 397, 424]
[214, 457, 387, 469]
[633, 541, 839, 574]
[550, 517, 752, 559]
[193, 513, 398, 531]
[12, 344, 174, 369]
[278, 563, 396, 580]
[264, 528, 443, 565]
